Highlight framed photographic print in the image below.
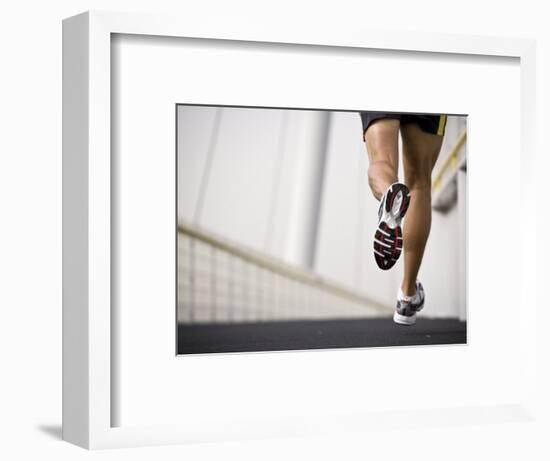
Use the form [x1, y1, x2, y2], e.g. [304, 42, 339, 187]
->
[63, 11, 537, 449]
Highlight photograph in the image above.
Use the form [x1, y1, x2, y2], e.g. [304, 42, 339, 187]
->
[176, 105, 467, 354]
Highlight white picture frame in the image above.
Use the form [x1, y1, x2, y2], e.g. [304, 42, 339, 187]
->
[62, 10, 537, 449]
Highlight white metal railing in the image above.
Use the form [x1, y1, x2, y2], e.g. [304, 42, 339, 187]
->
[177, 223, 391, 324]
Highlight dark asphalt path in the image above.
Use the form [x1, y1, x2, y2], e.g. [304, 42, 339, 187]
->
[177, 317, 467, 354]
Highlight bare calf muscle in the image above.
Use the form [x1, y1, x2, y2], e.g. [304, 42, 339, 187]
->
[400, 123, 443, 296]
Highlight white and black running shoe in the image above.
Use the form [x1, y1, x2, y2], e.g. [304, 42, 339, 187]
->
[394, 281, 425, 326]
[373, 182, 411, 270]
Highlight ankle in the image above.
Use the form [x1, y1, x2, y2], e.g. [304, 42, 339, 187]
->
[400, 282, 417, 298]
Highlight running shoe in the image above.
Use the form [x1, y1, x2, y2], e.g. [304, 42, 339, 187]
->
[373, 182, 410, 270]
[394, 281, 425, 326]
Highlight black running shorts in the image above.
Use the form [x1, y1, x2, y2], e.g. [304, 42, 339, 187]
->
[360, 112, 447, 140]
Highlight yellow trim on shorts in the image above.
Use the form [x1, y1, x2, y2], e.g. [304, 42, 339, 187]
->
[437, 114, 447, 136]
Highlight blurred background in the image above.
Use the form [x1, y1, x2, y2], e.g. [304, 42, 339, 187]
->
[177, 105, 467, 350]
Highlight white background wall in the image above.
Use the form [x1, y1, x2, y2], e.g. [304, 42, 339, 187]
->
[178, 106, 303, 257]
[0, 1, 549, 460]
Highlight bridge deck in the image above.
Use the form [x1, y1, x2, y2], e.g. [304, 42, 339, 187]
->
[178, 317, 467, 354]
